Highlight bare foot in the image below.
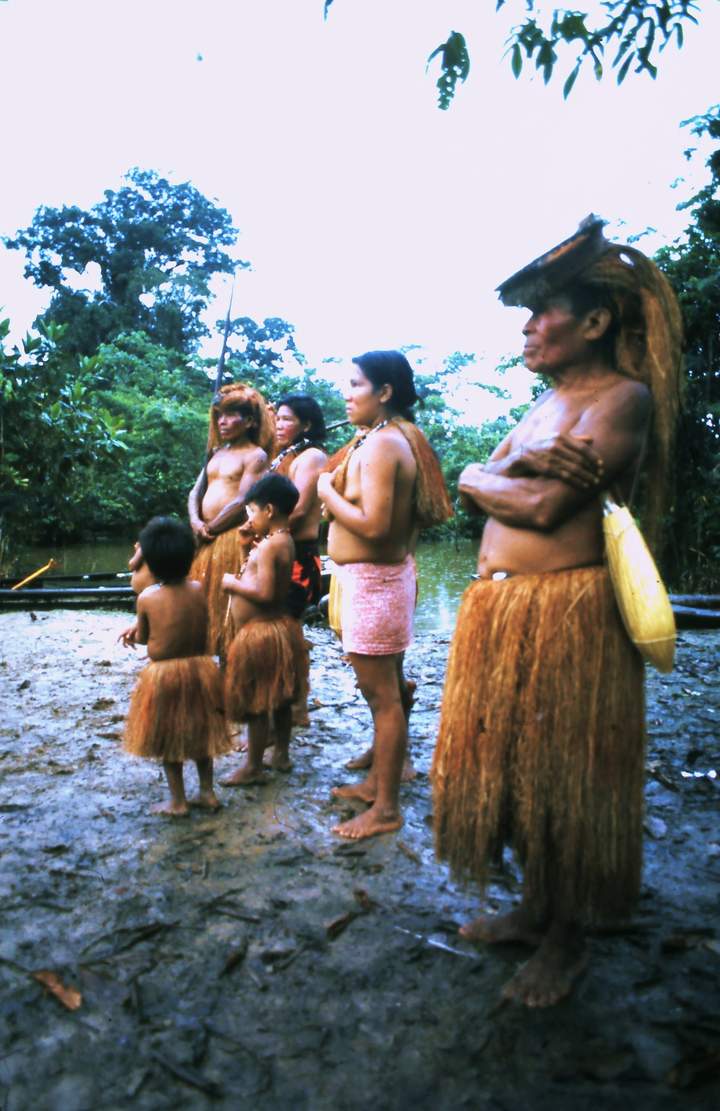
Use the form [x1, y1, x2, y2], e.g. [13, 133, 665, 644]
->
[501, 931, 588, 1008]
[270, 751, 293, 772]
[189, 791, 222, 811]
[331, 781, 376, 804]
[459, 907, 545, 947]
[345, 746, 373, 771]
[332, 805, 403, 841]
[151, 801, 189, 817]
[220, 767, 269, 787]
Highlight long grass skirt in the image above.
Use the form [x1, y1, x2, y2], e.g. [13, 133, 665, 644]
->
[124, 656, 231, 762]
[432, 566, 646, 922]
[191, 530, 251, 657]
[225, 615, 309, 720]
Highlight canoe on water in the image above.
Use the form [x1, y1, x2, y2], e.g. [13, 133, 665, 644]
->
[1, 571, 719, 627]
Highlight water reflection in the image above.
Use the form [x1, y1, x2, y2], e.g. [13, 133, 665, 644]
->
[13, 538, 478, 637]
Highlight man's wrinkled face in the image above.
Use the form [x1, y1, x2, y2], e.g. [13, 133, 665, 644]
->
[522, 297, 589, 376]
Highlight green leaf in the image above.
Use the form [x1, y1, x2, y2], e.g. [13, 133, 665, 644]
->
[511, 43, 522, 78]
[616, 53, 634, 84]
[563, 64, 580, 99]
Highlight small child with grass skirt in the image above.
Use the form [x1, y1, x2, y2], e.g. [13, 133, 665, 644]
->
[120, 516, 232, 817]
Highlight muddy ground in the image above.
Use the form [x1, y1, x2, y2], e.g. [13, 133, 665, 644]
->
[0, 609, 718, 1111]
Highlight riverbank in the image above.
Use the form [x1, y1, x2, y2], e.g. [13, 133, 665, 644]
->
[1, 610, 718, 1109]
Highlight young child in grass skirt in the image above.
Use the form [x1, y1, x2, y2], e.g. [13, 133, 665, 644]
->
[120, 517, 232, 817]
[220, 474, 309, 784]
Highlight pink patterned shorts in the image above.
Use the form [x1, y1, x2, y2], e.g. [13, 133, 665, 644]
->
[338, 555, 416, 656]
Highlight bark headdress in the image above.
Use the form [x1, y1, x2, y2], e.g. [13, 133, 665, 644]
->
[497, 216, 684, 540]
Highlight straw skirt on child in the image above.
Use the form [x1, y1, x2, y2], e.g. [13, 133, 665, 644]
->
[225, 615, 309, 720]
[124, 656, 231, 762]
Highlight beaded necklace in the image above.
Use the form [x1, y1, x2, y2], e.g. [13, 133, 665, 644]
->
[344, 418, 391, 461]
[269, 438, 313, 471]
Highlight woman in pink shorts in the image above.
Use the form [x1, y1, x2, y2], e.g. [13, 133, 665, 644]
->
[317, 350, 451, 840]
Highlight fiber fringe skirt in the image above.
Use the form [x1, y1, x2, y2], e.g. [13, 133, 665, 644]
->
[191, 529, 252, 657]
[124, 656, 230, 763]
[432, 566, 646, 923]
[225, 615, 309, 720]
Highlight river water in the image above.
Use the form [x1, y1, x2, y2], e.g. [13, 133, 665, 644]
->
[12, 538, 478, 635]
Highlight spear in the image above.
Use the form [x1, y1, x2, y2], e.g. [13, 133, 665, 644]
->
[196, 283, 235, 509]
[214, 281, 234, 395]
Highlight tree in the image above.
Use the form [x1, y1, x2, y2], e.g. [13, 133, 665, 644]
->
[4, 169, 243, 355]
[325, 1, 701, 108]
[0, 319, 127, 543]
[655, 104, 720, 589]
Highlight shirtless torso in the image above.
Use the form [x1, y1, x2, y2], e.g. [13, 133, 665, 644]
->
[189, 440, 268, 540]
[286, 447, 328, 542]
[135, 580, 208, 661]
[327, 424, 418, 566]
[471, 373, 650, 577]
[225, 531, 294, 629]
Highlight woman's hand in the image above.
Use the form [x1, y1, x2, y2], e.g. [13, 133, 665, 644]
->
[316, 470, 334, 502]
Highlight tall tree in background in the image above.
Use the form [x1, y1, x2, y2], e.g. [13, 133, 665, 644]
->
[656, 104, 720, 589]
[4, 169, 242, 355]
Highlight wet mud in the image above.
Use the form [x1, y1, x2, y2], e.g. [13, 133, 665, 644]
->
[1, 610, 718, 1110]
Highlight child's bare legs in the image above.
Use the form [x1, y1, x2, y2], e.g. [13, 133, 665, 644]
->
[271, 703, 293, 771]
[152, 762, 189, 817]
[188, 757, 221, 810]
[221, 714, 270, 786]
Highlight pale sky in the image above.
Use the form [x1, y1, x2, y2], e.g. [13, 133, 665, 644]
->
[1, 0, 718, 415]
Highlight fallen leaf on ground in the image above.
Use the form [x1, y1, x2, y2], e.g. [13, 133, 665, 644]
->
[32, 970, 82, 1010]
[397, 840, 422, 864]
[353, 888, 379, 912]
[326, 911, 359, 939]
[220, 941, 248, 975]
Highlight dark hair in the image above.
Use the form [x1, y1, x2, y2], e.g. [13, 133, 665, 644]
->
[245, 474, 299, 516]
[353, 350, 419, 420]
[138, 516, 195, 583]
[276, 394, 326, 444]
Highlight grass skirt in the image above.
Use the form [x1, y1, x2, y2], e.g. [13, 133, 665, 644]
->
[432, 567, 645, 923]
[225, 615, 309, 720]
[191, 529, 251, 657]
[124, 656, 230, 763]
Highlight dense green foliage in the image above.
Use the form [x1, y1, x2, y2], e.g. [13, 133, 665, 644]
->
[656, 105, 720, 589]
[3, 129, 718, 588]
[4, 169, 240, 355]
[0, 321, 128, 544]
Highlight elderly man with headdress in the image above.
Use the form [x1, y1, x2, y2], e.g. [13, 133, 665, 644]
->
[432, 218, 682, 1007]
[188, 383, 273, 657]
[317, 350, 452, 840]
